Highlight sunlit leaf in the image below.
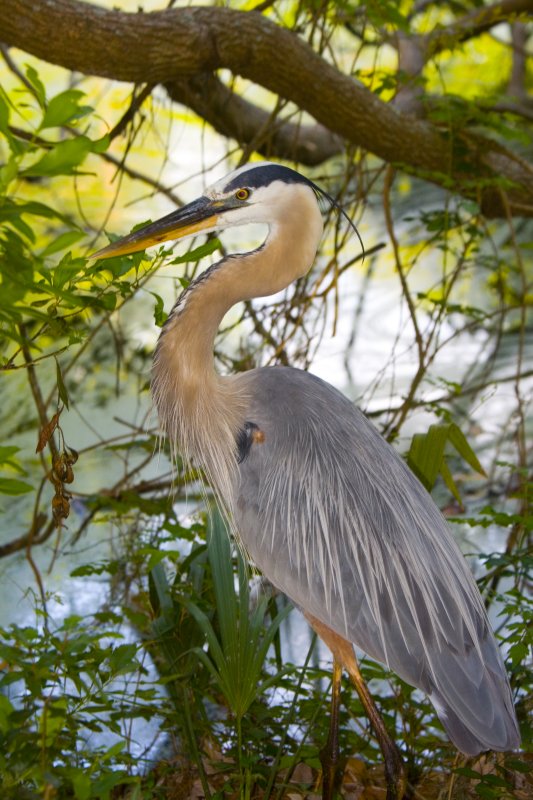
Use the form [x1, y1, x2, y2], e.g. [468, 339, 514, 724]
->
[25, 64, 47, 108]
[52, 251, 86, 289]
[0, 92, 9, 135]
[150, 291, 167, 327]
[91, 133, 110, 154]
[169, 237, 221, 265]
[23, 136, 94, 177]
[40, 231, 85, 258]
[0, 156, 18, 193]
[0, 199, 71, 226]
[40, 89, 92, 130]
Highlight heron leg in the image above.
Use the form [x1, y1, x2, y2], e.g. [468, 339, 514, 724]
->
[320, 658, 343, 800]
[343, 648, 406, 800]
[307, 615, 407, 800]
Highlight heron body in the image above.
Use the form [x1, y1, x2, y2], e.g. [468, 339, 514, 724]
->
[95, 161, 520, 759]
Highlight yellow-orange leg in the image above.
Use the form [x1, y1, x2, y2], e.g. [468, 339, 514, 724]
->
[320, 658, 343, 800]
[308, 615, 407, 800]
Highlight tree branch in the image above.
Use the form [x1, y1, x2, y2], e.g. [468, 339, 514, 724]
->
[423, 0, 533, 57]
[2, 0, 533, 217]
[392, 1, 533, 113]
[165, 73, 343, 166]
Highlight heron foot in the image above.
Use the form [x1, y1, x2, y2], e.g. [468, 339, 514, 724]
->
[319, 743, 342, 800]
[320, 659, 344, 800]
[382, 741, 407, 800]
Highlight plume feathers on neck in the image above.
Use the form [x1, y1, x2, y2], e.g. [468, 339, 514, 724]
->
[150, 181, 323, 514]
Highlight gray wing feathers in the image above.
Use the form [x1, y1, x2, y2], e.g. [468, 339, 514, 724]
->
[234, 366, 519, 754]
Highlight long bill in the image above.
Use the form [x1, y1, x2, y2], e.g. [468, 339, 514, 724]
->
[91, 196, 225, 260]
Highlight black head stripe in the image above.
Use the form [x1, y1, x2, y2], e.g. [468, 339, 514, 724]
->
[224, 164, 315, 193]
[225, 163, 365, 259]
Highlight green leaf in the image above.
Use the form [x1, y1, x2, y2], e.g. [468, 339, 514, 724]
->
[91, 134, 110, 154]
[108, 643, 138, 675]
[0, 694, 14, 733]
[447, 423, 487, 477]
[0, 199, 71, 228]
[0, 92, 9, 135]
[0, 156, 19, 193]
[150, 291, 168, 327]
[0, 478, 33, 495]
[509, 641, 528, 667]
[408, 425, 448, 491]
[91, 767, 130, 798]
[0, 445, 26, 476]
[454, 766, 484, 779]
[52, 251, 86, 289]
[92, 246, 146, 277]
[504, 759, 533, 773]
[71, 770, 92, 800]
[365, 0, 410, 32]
[407, 422, 486, 500]
[169, 237, 221, 265]
[0, 446, 21, 465]
[186, 510, 291, 719]
[41, 231, 85, 258]
[98, 292, 117, 311]
[149, 562, 174, 615]
[70, 562, 119, 577]
[23, 136, 94, 177]
[439, 457, 461, 506]
[40, 89, 92, 130]
[25, 65, 47, 108]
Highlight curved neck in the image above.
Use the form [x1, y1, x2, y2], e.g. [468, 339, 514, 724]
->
[160, 185, 323, 379]
[150, 185, 323, 504]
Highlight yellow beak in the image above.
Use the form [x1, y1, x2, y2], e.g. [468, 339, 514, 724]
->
[91, 196, 221, 260]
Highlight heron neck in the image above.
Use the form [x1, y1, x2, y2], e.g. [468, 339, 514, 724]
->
[150, 190, 323, 504]
[155, 196, 323, 390]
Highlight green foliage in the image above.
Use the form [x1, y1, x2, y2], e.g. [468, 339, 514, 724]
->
[146, 511, 297, 795]
[0, 615, 145, 799]
[407, 422, 486, 505]
[0, 446, 32, 497]
[187, 511, 291, 722]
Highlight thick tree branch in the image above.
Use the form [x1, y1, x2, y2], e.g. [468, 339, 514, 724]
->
[2, 0, 533, 217]
[165, 74, 343, 166]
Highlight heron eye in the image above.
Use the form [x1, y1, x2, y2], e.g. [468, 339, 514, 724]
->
[235, 188, 250, 201]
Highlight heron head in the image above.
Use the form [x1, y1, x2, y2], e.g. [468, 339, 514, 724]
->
[91, 161, 324, 260]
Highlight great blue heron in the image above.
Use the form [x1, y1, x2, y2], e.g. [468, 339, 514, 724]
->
[94, 162, 520, 799]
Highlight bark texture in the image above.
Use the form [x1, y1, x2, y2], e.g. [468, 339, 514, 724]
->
[2, 0, 533, 217]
